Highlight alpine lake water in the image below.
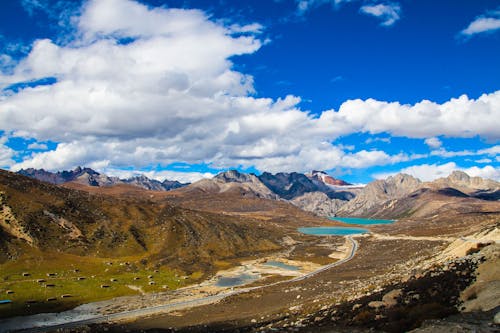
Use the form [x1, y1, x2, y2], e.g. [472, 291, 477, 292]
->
[298, 217, 395, 236]
[215, 273, 259, 287]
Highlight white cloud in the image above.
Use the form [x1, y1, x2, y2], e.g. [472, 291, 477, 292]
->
[296, 0, 354, 14]
[102, 168, 214, 183]
[460, 9, 500, 37]
[340, 150, 408, 168]
[430, 145, 500, 158]
[430, 148, 473, 158]
[478, 145, 500, 155]
[365, 136, 391, 144]
[374, 162, 500, 182]
[424, 137, 442, 149]
[0, 137, 15, 168]
[359, 3, 401, 26]
[319, 92, 500, 140]
[27, 142, 48, 150]
[1, 0, 499, 176]
[475, 158, 492, 164]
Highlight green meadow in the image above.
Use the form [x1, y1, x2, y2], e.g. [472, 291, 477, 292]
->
[0, 252, 189, 318]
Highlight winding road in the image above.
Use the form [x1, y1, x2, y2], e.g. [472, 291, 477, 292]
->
[3, 236, 359, 333]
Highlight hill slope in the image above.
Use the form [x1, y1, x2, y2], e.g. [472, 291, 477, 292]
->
[0, 170, 284, 271]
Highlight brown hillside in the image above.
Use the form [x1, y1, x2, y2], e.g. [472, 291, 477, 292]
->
[0, 170, 289, 272]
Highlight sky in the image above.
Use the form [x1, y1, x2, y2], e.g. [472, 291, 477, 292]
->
[0, 0, 499, 184]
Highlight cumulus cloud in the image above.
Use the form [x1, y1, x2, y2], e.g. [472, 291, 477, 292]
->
[319, 92, 500, 140]
[374, 162, 500, 182]
[27, 142, 48, 150]
[1, 0, 499, 176]
[460, 9, 500, 37]
[359, 3, 401, 26]
[0, 137, 15, 168]
[424, 137, 442, 149]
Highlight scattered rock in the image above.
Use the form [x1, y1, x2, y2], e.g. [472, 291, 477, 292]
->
[382, 289, 402, 307]
[367, 301, 385, 310]
[352, 303, 362, 311]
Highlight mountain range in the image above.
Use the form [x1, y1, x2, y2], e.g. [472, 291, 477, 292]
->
[18, 167, 187, 191]
[15, 167, 500, 219]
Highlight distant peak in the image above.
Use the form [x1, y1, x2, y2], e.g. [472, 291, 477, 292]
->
[215, 170, 256, 183]
[448, 170, 470, 180]
[389, 173, 421, 183]
[310, 170, 352, 186]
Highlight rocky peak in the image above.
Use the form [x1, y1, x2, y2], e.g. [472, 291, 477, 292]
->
[214, 170, 258, 183]
[309, 170, 352, 186]
[431, 171, 499, 192]
[448, 170, 470, 182]
[336, 173, 421, 217]
[385, 173, 421, 195]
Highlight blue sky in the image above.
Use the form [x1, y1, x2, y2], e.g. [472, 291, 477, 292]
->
[0, 0, 499, 183]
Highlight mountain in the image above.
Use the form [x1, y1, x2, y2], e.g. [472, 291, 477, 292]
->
[17, 167, 119, 186]
[430, 171, 500, 200]
[177, 170, 360, 216]
[336, 173, 423, 217]
[123, 175, 185, 191]
[308, 170, 352, 187]
[0, 169, 284, 271]
[17, 167, 188, 191]
[257, 171, 357, 201]
[179, 170, 278, 199]
[336, 172, 500, 219]
[257, 172, 321, 200]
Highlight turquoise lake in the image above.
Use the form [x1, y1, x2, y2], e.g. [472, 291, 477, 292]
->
[329, 217, 394, 225]
[298, 227, 368, 236]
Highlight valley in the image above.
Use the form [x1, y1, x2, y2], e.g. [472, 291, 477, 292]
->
[0, 168, 499, 332]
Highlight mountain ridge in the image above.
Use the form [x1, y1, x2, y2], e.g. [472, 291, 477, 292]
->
[17, 167, 188, 191]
